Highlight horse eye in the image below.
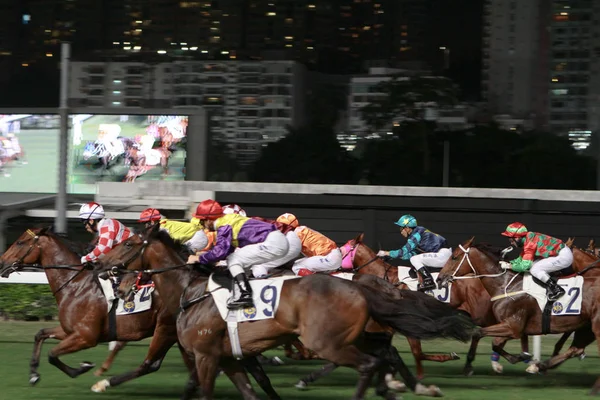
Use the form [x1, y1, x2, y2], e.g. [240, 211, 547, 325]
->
[451, 256, 457, 261]
[16, 241, 23, 246]
[125, 241, 132, 248]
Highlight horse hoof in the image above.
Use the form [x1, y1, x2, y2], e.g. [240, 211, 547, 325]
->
[80, 361, 95, 369]
[580, 353, 587, 361]
[491, 361, 504, 374]
[450, 352, 460, 360]
[525, 363, 539, 374]
[520, 352, 533, 362]
[29, 373, 40, 386]
[415, 383, 443, 397]
[93, 368, 105, 377]
[295, 380, 308, 390]
[463, 367, 474, 377]
[271, 356, 284, 366]
[386, 380, 407, 392]
[91, 379, 110, 393]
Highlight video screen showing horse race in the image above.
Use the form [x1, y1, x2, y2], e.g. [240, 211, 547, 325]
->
[0, 114, 59, 192]
[70, 114, 188, 193]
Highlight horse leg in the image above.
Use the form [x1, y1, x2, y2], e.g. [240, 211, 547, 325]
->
[406, 337, 425, 380]
[94, 341, 127, 376]
[534, 328, 593, 374]
[90, 326, 177, 393]
[194, 352, 220, 400]
[384, 345, 443, 397]
[463, 335, 480, 376]
[552, 331, 573, 357]
[491, 336, 531, 366]
[587, 317, 600, 395]
[218, 358, 262, 400]
[29, 326, 67, 385]
[241, 356, 282, 400]
[47, 333, 97, 378]
[294, 362, 338, 390]
[406, 337, 459, 365]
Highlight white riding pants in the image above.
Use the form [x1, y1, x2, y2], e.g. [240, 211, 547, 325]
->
[183, 230, 209, 253]
[226, 230, 289, 277]
[529, 246, 573, 283]
[252, 231, 302, 278]
[410, 248, 452, 271]
[292, 248, 343, 274]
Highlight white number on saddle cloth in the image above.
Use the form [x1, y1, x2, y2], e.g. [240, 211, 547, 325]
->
[330, 272, 355, 281]
[396, 267, 452, 304]
[523, 275, 584, 316]
[208, 275, 300, 322]
[98, 277, 154, 315]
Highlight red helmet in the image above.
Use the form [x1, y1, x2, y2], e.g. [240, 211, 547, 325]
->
[193, 199, 224, 220]
[139, 208, 161, 223]
[501, 222, 528, 238]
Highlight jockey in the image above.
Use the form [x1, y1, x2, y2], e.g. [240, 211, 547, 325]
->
[376, 214, 450, 292]
[138, 208, 208, 255]
[194, 199, 289, 310]
[275, 213, 342, 276]
[500, 222, 570, 301]
[79, 202, 134, 264]
[251, 213, 302, 278]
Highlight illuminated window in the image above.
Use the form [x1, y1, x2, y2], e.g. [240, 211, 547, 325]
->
[22, 14, 30, 24]
[266, 12, 276, 16]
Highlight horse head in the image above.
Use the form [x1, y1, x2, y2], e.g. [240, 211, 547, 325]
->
[0, 227, 52, 277]
[437, 236, 478, 289]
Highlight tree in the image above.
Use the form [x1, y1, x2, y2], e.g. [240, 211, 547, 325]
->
[360, 75, 459, 176]
[251, 125, 359, 184]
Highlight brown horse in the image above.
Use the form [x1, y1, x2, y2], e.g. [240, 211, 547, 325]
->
[104, 228, 475, 400]
[342, 234, 531, 377]
[437, 237, 600, 394]
[0, 227, 277, 400]
[124, 147, 170, 182]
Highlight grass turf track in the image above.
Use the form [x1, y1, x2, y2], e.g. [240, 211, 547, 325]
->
[0, 321, 597, 399]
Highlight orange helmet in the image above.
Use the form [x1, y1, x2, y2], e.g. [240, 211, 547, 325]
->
[276, 213, 299, 229]
[139, 208, 161, 223]
[193, 199, 224, 220]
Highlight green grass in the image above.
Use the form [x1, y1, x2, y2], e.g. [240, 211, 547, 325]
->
[0, 321, 597, 399]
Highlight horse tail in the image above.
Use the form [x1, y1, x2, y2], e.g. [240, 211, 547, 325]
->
[357, 284, 477, 342]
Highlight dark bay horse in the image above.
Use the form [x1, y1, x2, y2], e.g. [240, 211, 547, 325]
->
[105, 228, 476, 400]
[342, 233, 525, 377]
[0, 227, 196, 397]
[437, 237, 600, 394]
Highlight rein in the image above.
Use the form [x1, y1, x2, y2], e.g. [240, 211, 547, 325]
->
[340, 242, 392, 282]
[448, 244, 508, 281]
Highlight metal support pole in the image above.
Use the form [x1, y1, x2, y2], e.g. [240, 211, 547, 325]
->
[533, 336, 541, 361]
[55, 42, 70, 234]
[442, 139, 450, 187]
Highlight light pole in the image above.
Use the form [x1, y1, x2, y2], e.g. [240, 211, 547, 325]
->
[55, 42, 70, 234]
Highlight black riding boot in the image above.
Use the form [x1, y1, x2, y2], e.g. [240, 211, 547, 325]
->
[227, 273, 254, 310]
[417, 268, 436, 292]
[546, 279, 566, 302]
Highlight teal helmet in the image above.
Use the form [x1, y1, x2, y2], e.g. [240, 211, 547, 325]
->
[394, 214, 417, 228]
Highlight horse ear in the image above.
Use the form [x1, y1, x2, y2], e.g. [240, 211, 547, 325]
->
[465, 236, 475, 247]
[354, 233, 364, 243]
[565, 237, 575, 248]
[589, 238, 595, 250]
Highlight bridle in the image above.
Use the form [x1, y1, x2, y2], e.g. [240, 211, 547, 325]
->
[448, 244, 508, 281]
[340, 241, 390, 281]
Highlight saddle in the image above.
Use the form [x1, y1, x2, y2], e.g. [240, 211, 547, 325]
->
[530, 265, 575, 287]
[408, 266, 443, 279]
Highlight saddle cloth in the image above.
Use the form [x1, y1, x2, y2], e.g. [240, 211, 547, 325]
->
[522, 275, 583, 316]
[330, 272, 355, 281]
[98, 277, 154, 316]
[207, 274, 299, 322]
[397, 266, 452, 304]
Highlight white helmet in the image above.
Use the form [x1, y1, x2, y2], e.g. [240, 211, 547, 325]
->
[222, 204, 247, 217]
[79, 202, 105, 221]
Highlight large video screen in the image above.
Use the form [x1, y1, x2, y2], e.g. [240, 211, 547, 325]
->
[0, 113, 188, 194]
[0, 114, 60, 193]
[68, 114, 188, 194]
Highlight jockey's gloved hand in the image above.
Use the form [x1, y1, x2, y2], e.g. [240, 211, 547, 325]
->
[499, 261, 512, 270]
[376, 250, 389, 258]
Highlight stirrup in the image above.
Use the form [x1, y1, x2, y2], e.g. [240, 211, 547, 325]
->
[418, 280, 436, 292]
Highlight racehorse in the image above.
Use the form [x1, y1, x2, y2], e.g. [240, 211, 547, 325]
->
[81, 137, 135, 173]
[436, 237, 600, 394]
[0, 227, 277, 399]
[123, 146, 170, 182]
[104, 227, 475, 400]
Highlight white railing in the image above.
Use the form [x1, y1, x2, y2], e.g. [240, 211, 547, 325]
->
[0, 272, 48, 284]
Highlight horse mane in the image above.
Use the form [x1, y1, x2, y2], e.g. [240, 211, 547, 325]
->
[471, 243, 504, 262]
[41, 226, 89, 257]
[147, 227, 188, 260]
